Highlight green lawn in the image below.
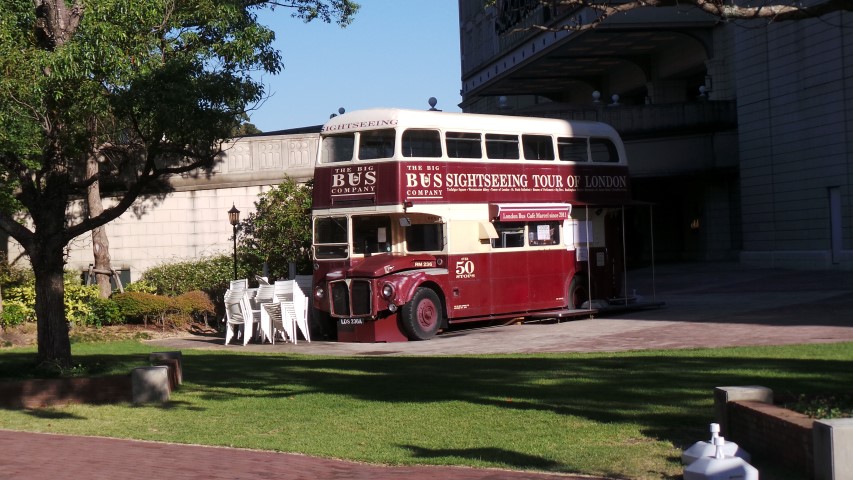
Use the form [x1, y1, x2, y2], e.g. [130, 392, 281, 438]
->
[1, 341, 851, 479]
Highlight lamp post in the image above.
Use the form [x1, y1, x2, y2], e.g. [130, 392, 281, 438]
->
[228, 204, 240, 280]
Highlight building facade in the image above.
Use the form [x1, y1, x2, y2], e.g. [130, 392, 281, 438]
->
[458, 0, 851, 269]
[3, 131, 319, 283]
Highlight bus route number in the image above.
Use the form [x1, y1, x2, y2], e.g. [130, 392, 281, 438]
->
[455, 258, 475, 279]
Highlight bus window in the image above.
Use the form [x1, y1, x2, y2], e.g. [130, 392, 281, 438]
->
[557, 137, 588, 162]
[406, 223, 445, 252]
[314, 216, 349, 259]
[522, 134, 555, 160]
[491, 222, 525, 248]
[486, 134, 519, 160]
[528, 221, 560, 246]
[358, 129, 395, 160]
[352, 216, 393, 255]
[590, 138, 619, 163]
[402, 129, 442, 158]
[321, 134, 355, 163]
[446, 132, 482, 158]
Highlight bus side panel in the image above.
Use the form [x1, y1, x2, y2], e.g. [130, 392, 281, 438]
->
[444, 253, 491, 319]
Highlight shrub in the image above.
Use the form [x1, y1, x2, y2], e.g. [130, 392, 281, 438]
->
[1, 301, 31, 328]
[85, 297, 124, 327]
[142, 255, 233, 297]
[112, 292, 172, 326]
[125, 280, 157, 294]
[174, 290, 215, 319]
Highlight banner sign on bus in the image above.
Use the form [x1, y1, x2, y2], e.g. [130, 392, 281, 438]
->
[316, 161, 630, 208]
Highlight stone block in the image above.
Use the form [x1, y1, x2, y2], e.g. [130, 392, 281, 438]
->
[132, 366, 170, 405]
[813, 418, 853, 480]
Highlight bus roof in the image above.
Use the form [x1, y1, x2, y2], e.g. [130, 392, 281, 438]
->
[321, 108, 620, 138]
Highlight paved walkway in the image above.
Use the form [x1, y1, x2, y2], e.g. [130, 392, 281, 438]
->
[3, 263, 852, 479]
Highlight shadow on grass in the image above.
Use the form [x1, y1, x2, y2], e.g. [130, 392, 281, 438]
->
[2, 343, 850, 475]
[398, 444, 564, 471]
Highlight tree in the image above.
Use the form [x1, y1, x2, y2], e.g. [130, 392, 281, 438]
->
[240, 177, 313, 281]
[488, 0, 853, 32]
[0, 0, 358, 368]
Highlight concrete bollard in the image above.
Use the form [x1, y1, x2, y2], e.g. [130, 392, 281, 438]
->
[150, 351, 183, 387]
[813, 418, 853, 480]
[131, 366, 171, 405]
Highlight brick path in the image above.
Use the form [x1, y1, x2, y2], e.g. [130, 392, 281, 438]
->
[2, 263, 851, 479]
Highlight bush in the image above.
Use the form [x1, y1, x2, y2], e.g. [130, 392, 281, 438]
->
[1, 301, 32, 328]
[112, 292, 172, 326]
[142, 255, 233, 297]
[85, 297, 124, 327]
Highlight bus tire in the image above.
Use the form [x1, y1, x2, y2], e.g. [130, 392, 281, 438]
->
[568, 276, 589, 310]
[400, 288, 442, 341]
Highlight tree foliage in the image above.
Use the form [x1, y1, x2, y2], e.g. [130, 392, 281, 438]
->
[240, 177, 314, 280]
[488, 0, 852, 32]
[0, 0, 358, 367]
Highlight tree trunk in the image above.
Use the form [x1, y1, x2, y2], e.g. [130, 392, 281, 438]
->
[32, 240, 72, 368]
[87, 152, 113, 298]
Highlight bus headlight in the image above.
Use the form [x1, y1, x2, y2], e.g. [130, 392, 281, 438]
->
[381, 283, 395, 300]
[314, 286, 325, 300]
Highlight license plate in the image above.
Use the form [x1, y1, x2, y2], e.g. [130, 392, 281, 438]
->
[339, 318, 365, 325]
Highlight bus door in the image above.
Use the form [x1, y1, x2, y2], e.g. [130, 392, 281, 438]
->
[488, 222, 529, 315]
[526, 221, 570, 310]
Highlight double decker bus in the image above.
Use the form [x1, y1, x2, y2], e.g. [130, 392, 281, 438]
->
[311, 108, 633, 342]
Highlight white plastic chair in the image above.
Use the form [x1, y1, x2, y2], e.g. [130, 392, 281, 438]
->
[250, 284, 276, 343]
[266, 280, 296, 344]
[223, 289, 248, 345]
[230, 278, 248, 291]
[293, 277, 312, 343]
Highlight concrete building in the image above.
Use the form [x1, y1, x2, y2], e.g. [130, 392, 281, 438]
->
[458, 0, 852, 269]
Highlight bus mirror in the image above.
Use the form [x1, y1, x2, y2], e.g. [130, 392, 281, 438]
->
[399, 217, 412, 227]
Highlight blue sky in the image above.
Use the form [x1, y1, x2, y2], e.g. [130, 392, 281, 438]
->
[249, 0, 463, 132]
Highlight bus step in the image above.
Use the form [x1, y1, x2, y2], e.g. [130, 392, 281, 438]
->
[527, 309, 599, 321]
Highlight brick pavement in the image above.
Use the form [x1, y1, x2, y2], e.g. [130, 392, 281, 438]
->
[2, 263, 852, 479]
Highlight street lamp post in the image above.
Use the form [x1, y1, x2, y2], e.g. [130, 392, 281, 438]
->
[228, 204, 240, 280]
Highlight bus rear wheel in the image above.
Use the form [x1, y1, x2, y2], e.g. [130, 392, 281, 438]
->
[568, 276, 589, 309]
[400, 288, 442, 340]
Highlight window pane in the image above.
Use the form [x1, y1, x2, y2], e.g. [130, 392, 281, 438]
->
[406, 223, 444, 251]
[314, 217, 348, 244]
[528, 221, 560, 246]
[486, 134, 519, 160]
[321, 134, 355, 163]
[590, 138, 619, 163]
[446, 132, 482, 158]
[522, 135, 555, 160]
[352, 216, 392, 255]
[491, 222, 525, 248]
[402, 129, 442, 158]
[358, 129, 396, 160]
[557, 137, 588, 162]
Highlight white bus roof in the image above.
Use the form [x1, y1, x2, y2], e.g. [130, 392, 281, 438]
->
[321, 108, 620, 138]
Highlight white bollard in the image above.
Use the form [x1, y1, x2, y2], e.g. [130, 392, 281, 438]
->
[684, 436, 759, 480]
[683, 423, 751, 465]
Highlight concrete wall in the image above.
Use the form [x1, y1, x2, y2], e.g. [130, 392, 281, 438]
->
[735, 12, 853, 270]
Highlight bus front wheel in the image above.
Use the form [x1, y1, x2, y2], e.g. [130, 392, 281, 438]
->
[568, 276, 589, 310]
[400, 288, 443, 340]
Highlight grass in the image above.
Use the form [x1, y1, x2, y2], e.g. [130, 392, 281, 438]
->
[0, 341, 851, 479]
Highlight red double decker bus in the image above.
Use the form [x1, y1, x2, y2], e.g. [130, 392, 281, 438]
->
[311, 108, 633, 342]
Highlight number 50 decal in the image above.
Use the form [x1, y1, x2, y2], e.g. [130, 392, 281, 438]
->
[455, 259, 476, 278]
